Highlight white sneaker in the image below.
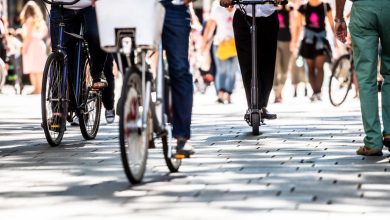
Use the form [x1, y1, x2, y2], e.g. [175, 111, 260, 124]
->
[105, 109, 115, 124]
[71, 116, 79, 126]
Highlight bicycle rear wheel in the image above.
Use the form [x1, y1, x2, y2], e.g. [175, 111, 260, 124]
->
[78, 59, 102, 140]
[329, 54, 353, 107]
[41, 53, 68, 146]
[119, 68, 150, 184]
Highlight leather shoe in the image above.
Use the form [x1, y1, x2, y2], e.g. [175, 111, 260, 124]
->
[261, 108, 277, 120]
[356, 146, 383, 156]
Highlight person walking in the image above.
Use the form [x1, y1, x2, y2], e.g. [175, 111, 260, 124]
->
[292, 0, 336, 102]
[20, 1, 48, 95]
[273, 2, 293, 103]
[203, 1, 238, 104]
[335, 0, 390, 156]
[220, 0, 278, 121]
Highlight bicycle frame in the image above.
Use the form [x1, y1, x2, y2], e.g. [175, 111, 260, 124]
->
[52, 5, 89, 112]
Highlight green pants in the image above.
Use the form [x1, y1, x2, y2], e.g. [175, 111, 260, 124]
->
[350, 0, 390, 149]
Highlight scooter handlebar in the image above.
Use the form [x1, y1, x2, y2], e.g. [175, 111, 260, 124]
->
[41, 0, 81, 6]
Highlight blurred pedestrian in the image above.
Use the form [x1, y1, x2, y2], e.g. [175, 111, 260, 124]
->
[20, 1, 48, 95]
[292, 0, 336, 102]
[273, 2, 294, 103]
[203, 1, 238, 104]
[335, 0, 390, 156]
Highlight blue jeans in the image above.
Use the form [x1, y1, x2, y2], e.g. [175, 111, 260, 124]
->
[50, 6, 115, 110]
[214, 46, 238, 94]
[161, 2, 193, 139]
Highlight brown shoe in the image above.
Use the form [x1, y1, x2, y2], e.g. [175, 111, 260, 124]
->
[356, 146, 383, 156]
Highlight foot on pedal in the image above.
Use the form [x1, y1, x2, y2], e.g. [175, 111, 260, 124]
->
[48, 113, 62, 132]
[174, 138, 195, 159]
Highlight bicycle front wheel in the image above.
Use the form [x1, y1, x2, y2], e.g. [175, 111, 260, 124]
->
[41, 53, 68, 146]
[329, 54, 353, 107]
[162, 76, 181, 172]
[78, 58, 102, 140]
[119, 69, 150, 184]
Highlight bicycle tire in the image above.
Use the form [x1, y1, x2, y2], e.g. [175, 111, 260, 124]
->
[252, 113, 260, 135]
[329, 54, 353, 107]
[41, 53, 68, 146]
[78, 58, 102, 140]
[119, 68, 149, 184]
[162, 75, 181, 172]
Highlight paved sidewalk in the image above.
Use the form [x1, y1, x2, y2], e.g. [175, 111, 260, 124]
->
[0, 89, 390, 219]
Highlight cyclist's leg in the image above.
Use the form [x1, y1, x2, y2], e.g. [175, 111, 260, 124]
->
[102, 55, 115, 110]
[82, 6, 110, 89]
[256, 13, 278, 108]
[162, 3, 193, 141]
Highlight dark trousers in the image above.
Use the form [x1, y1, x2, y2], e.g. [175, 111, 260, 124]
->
[233, 10, 278, 108]
[50, 6, 114, 110]
[161, 2, 193, 139]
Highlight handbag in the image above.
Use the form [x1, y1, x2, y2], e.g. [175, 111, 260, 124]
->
[216, 38, 237, 61]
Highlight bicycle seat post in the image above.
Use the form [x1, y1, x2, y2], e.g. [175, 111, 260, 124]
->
[57, 4, 66, 50]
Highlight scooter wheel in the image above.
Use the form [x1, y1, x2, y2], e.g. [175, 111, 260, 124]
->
[252, 113, 260, 135]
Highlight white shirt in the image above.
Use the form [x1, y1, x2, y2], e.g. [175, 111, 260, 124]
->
[210, 4, 235, 45]
[236, 0, 277, 17]
[53, 0, 92, 10]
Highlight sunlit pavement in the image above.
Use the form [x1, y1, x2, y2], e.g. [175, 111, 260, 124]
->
[0, 83, 390, 219]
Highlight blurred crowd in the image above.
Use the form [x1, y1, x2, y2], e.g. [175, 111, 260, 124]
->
[0, 0, 351, 102]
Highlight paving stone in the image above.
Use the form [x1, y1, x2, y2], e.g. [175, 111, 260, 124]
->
[1, 89, 390, 219]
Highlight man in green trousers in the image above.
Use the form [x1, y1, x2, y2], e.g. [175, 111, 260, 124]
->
[335, 0, 390, 156]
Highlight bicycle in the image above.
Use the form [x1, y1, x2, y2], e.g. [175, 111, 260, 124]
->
[96, 0, 182, 184]
[232, 0, 287, 135]
[41, 0, 102, 146]
[328, 51, 355, 107]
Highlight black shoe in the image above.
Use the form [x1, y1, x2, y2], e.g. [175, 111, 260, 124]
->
[244, 110, 250, 124]
[261, 108, 277, 120]
[175, 138, 195, 158]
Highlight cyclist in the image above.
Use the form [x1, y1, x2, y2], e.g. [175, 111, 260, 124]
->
[50, 0, 115, 124]
[220, 0, 278, 121]
[160, 0, 196, 157]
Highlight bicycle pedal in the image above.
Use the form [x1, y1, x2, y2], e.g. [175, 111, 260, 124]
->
[174, 153, 190, 159]
[49, 124, 60, 132]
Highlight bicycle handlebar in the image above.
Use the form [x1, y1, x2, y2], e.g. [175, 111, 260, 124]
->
[41, 0, 81, 6]
[232, 0, 288, 6]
